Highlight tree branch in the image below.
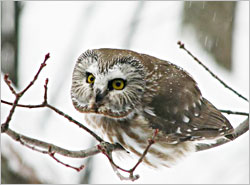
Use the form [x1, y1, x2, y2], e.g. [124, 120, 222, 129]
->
[3, 127, 124, 172]
[1, 53, 50, 133]
[4, 128, 103, 158]
[48, 149, 85, 172]
[219, 109, 249, 116]
[177, 41, 249, 102]
[2, 76, 104, 142]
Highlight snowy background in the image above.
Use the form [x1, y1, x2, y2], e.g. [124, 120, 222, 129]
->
[1, 1, 249, 184]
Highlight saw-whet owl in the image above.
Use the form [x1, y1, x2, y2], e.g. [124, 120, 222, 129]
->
[71, 48, 233, 167]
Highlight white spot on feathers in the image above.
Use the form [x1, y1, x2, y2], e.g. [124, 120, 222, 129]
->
[176, 127, 182, 134]
[144, 107, 156, 117]
[183, 115, 190, 123]
[194, 112, 199, 117]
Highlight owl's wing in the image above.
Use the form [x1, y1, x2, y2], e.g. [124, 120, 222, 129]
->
[143, 62, 234, 143]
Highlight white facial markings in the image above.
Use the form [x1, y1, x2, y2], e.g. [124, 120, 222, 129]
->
[86, 60, 128, 90]
[71, 97, 88, 108]
[107, 65, 126, 81]
[80, 58, 143, 120]
[86, 61, 99, 75]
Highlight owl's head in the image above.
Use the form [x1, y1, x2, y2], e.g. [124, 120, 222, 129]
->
[71, 49, 146, 119]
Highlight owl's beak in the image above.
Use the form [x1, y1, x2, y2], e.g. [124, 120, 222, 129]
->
[95, 88, 107, 103]
[89, 88, 107, 112]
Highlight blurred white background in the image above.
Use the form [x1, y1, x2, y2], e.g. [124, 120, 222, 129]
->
[1, 1, 249, 184]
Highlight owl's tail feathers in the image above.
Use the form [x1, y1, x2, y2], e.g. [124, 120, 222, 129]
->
[202, 98, 234, 138]
[224, 117, 249, 140]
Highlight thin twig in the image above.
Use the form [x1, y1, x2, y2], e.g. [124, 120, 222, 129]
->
[1, 97, 21, 132]
[98, 129, 159, 181]
[48, 149, 85, 172]
[18, 132, 85, 171]
[97, 145, 134, 180]
[44, 78, 49, 103]
[19, 53, 50, 96]
[1, 100, 44, 108]
[129, 129, 159, 173]
[220, 109, 249, 116]
[177, 41, 248, 102]
[1, 103, 104, 142]
[4, 74, 17, 95]
[2, 80, 104, 143]
[46, 104, 104, 142]
[1, 53, 50, 132]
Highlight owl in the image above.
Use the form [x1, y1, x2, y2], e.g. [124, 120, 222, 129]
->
[71, 48, 233, 167]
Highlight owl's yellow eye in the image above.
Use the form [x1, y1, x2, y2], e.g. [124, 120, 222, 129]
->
[112, 79, 125, 90]
[86, 73, 95, 84]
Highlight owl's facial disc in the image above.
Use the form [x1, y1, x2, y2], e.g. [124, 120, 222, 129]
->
[71, 50, 145, 119]
[85, 69, 132, 118]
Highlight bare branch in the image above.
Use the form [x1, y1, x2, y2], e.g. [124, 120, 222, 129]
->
[2, 78, 104, 143]
[1, 100, 44, 108]
[19, 53, 50, 96]
[45, 104, 104, 142]
[219, 109, 249, 116]
[177, 41, 248, 102]
[1, 96, 21, 132]
[4, 74, 17, 95]
[1, 53, 50, 132]
[43, 78, 49, 103]
[4, 128, 102, 158]
[3, 127, 126, 171]
[48, 149, 85, 172]
[129, 129, 158, 173]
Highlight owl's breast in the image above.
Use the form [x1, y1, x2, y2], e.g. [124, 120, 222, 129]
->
[84, 112, 195, 168]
